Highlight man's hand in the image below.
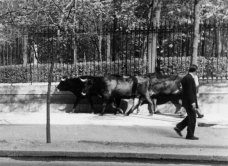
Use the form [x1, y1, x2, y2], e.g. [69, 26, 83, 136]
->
[191, 103, 197, 109]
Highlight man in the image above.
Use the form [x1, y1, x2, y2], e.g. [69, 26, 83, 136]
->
[174, 64, 199, 140]
[179, 73, 204, 118]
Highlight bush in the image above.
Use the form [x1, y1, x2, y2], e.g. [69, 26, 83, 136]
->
[159, 56, 228, 79]
[0, 56, 227, 83]
[0, 59, 148, 83]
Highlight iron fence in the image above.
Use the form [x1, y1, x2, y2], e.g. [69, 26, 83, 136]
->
[0, 21, 228, 83]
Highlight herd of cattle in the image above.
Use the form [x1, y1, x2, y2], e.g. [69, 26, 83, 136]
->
[56, 72, 186, 116]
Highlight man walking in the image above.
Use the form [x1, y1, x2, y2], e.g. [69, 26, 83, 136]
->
[174, 64, 199, 140]
[179, 73, 204, 118]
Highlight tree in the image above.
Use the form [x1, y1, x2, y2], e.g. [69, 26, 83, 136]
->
[192, 0, 201, 65]
[1, 0, 228, 75]
[148, 0, 162, 73]
[201, 0, 228, 58]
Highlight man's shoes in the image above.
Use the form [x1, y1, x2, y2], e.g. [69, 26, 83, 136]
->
[186, 136, 199, 140]
[174, 127, 182, 137]
[197, 114, 204, 118]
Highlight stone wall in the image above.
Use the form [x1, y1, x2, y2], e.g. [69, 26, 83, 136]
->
[0, 81, 227, 114]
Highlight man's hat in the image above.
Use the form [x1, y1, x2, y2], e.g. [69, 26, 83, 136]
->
[188, 64, 198, 72]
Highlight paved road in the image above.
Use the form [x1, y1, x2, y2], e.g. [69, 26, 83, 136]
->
[0, 157, 227, 166]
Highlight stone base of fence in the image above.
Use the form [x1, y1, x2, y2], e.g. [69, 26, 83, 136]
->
[0, 81, 227, 115]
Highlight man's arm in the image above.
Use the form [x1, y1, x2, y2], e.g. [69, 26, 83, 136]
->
[182, 76, 196, 107]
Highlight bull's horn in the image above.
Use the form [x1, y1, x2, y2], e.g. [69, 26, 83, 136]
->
[79, 77, 87, 82]
[173, 89, 180, 94]
[81, 92, 87, 96]
[61, 78, 66, 81]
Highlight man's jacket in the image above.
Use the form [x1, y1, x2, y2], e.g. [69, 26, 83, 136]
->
[181, 73, 197, 109]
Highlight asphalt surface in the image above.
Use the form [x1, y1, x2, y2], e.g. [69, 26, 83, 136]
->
[0, 109, 228, 162]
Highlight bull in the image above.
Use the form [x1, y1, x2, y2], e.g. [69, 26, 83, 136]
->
[81, 75, 154, 116]
[136, 73, 204, 118]
[56, 76, 102, 113]
[138, 91, 183, 115]
[125, 72, 185, 116]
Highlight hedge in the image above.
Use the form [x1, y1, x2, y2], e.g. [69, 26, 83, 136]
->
[0, 56, 227, 83]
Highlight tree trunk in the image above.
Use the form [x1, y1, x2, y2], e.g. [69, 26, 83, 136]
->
[112, 16, 117, 61]
[217, 30, 221, 58]
[192, 0, 201, 65]
[98, 12, 102, 61]
[73, 44, 78, 64]
[98, 35, 102, 61]
[23, 34, 28, 65]
[148, 0, 162, 73]
[73, 0, 78, 64]
[33, 43, 38, 64]
[46, 28, 60, 143]
[214, 18, 221, 58]
[46, 0, 75, 144]
[46, 61, 53, 143]
[106, 33, 111, 61]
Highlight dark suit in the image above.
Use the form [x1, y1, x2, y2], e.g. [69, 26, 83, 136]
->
[176, 73, 197, 138]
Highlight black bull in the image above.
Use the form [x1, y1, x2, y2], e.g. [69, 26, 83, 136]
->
[56, 75, 154, 115]
[133, 73, 185, 115]
[82, 75, 154, 115]
[57, 73, 185, 115]
[56, 76, 103, 113]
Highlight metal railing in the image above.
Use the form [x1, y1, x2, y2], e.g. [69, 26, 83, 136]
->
[0, 21, 228, 83]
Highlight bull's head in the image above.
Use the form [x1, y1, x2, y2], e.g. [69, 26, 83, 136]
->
[79, 77, 93, 96]
[56, 76, 68, 91]
[79, 77, 88, 96]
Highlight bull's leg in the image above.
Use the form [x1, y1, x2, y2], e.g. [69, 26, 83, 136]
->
[101, 100, 107, 116]
[144, 95, 154, 116]
[136, 98, 141, 114]
[152, 99, 158, 114]
[125, 98, 136, 115]
[86, 95, 96, 114]
[125, 97, 144, 116]
[136, 107, 140, 114]
[71, 97, 81, 113]
[174, 104, 182, 114]
[115, 98, 121, 108]
[110, 99, 123, 115]
[111, 98, 123, 115]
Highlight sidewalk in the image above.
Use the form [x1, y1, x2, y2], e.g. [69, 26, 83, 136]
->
[0, 110, 228, 162]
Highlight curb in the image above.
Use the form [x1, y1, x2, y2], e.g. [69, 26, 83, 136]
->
[0, 150, 227, 162]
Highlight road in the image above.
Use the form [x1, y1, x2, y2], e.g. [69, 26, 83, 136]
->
[0, 157, 227, 166]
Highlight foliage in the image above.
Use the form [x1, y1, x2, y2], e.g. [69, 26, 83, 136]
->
[201, 0, 228, 20]
[159, 56, 228, 78]
[0, 56, 227, 83]
[1, 0, 228, 83]
[0, 59, 148, 83]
